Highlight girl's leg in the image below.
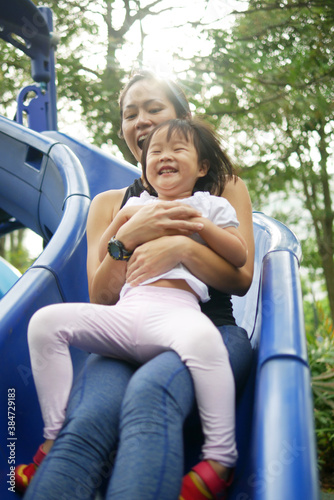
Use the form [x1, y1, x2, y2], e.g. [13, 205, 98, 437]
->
[106, 351, 195, 500]
[182, 324, 253, 466]
[127, 288, 238, 467]
[105, 323, 252, 500]
[28, 298, 140, 440]
[24, 354, 136, 500]
[107, 289, 253, 499]
[26, 325, 252, 500]
[167, 311, 238, 467]
[26, 286, 253, 499]
[179, 323, 253, 499]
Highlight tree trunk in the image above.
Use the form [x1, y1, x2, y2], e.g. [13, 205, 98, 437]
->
[0, 237, 5, 258]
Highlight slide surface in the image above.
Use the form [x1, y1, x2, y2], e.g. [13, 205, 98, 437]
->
[0, 118, 319, 499]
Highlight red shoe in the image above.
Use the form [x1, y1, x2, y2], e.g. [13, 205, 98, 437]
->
[179, 461, 234, 500]
[15, 445, 46, 494]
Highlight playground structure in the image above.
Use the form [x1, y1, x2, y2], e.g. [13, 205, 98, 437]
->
[0, 1, 320, 499]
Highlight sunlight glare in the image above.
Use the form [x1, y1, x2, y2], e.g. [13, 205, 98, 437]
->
[116, 0, 240, 80]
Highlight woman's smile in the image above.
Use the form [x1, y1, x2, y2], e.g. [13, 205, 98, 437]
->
[137, 133, 149, 150]
[121, 80, 178, 161]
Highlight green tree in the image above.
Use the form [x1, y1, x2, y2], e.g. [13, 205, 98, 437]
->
[305, 296, 334, 484]
[0, 0, 211, 164]
[0, 229, 34, 273]
[185, 0, 334, 322]
[0, 0, 213, 267]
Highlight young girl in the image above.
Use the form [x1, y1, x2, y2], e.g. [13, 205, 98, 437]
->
[26, 118, 247, 500]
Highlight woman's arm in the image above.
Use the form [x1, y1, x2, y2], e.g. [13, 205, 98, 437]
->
[115, 200, 204, 249]
[126, 177, 255, 296]
[87, 190, 206, 305]
[98, 204, 145, 263]
[87, 189, 129, 305]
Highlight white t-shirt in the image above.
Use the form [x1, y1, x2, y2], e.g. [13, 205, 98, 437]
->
[120, 191, 239, 302]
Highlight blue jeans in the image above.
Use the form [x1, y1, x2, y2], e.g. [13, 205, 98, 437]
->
[24, 326, 252, 500]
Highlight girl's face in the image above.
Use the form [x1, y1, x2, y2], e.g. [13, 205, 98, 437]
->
[145, 127, 208, 201]
[121, 79, 178, 162]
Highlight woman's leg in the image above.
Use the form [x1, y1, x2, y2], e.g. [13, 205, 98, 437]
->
[219, 324, 253, 399]
[27, 295, 252, 500]
[24, 354, 136, 500]
[106, 319, 253, 499]
[164, 309, 238, 467]
[106, 351, 195, 500]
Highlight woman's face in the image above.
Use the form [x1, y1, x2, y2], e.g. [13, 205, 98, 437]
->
[121, 79, 178, 162]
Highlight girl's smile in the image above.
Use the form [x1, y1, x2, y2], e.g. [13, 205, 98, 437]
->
[145, 127, 208, 200]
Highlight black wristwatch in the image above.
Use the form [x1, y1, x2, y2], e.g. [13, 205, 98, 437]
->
[107, 236, 133, 261]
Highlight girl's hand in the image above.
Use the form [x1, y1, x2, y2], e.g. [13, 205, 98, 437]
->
[116, 202, 204, 251]
[126, 235, 185, 286]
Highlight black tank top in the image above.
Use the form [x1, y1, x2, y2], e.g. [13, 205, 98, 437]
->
[120, 178, 148, 208]
[120, 179, 236, 327]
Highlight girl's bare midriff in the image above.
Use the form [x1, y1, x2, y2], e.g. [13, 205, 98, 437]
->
[145, 279, 199, 300]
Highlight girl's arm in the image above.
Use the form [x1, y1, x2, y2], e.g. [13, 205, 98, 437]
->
[126, 177, 255, 296]
[197, 218, 248, 268]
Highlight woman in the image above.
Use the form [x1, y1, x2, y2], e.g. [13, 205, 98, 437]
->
[22, 71, 254, 500]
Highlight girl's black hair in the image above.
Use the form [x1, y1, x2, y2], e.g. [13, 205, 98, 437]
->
[141, 118, 235, 196]
[118, 70, 190, 138]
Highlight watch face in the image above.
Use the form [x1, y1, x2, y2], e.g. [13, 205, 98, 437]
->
[108, 239, 123, 260]
[108, 238, 132, 260]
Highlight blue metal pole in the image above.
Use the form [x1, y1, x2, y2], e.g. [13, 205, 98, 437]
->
[39, 6, 58, 131]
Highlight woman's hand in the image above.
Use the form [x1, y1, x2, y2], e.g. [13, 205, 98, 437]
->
[126, 235, 184, 286]
[127, 177, 255, 296]
[116, 201, 204, 251]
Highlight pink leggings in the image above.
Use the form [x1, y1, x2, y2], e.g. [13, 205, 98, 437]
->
[28, 286, 237, 466]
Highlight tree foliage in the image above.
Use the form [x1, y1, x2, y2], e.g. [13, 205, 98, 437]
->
[0, 0, 210, 164]
[1, 0, 333, 321]
[305, 297, 334, 483]
[184, 0, 334, 322]
[0, 230, 35, 274]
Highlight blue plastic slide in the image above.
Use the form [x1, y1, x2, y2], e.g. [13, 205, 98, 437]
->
[0, 0, 319, 498]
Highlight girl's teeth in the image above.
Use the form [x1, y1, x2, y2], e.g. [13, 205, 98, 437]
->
[160, 169, 176, 174]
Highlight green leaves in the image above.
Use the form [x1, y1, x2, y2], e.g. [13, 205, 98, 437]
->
[1, 0, 333, 320]
[306, 307, 334, 475]
[185, 0, 334, 323]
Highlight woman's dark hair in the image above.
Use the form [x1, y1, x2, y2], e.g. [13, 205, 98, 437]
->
[141, 118, 235, 197]
[118, 70, 191, 138]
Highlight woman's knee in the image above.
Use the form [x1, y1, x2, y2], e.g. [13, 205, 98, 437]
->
[121, 352, 194, 425]
[56, 358, 136, 457]
[67, 356, 135, 423]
